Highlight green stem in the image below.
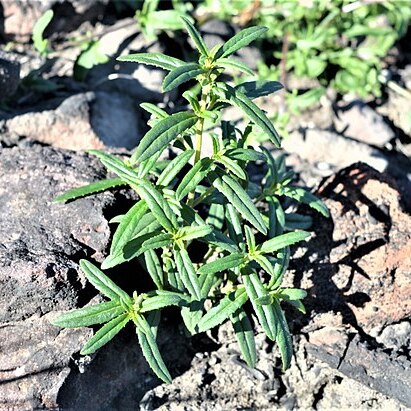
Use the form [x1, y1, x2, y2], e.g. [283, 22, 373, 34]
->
[189, 185, 214, 207]
[188, 91, 208, 202]
[194, 116, 205, 164]
[193, 91, 208, 163]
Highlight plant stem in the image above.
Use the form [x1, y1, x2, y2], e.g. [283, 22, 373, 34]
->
[193, 91, 208, 163]
[194, 116, 205, 164]
[188, 91, 207, 202]
[189, 185, 214, 207]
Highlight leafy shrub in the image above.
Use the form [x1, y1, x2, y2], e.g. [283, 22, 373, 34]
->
[52, 19, 328, 382]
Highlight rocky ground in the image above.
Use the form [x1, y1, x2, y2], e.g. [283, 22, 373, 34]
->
[0, 1, 410, 410]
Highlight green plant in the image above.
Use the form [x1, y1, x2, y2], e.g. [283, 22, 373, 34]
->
[73, 36, 109, 81]
[136, 0, 192, 41]
[197, 0, 411, 98]
[32, 9, 54, 56]
[52, 19, 328, 383]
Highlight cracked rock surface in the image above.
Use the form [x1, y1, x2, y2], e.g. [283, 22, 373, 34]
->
[0, 143, 116, 409]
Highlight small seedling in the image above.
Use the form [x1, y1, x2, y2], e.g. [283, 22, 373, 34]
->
[32, 9, 54, 56]
[52, 19, 328, 383]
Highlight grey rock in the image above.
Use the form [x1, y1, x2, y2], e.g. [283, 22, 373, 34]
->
[0, 53, 20, 101]
[0, 143, 117, 409]
[283, 128, 389, 173]
[4, 91, 143, 150]
[146, 324, 405, 410]
[329, 335, 411, 407]
[57, 322, 195, 410]
[378, 68, 411, 136]
[292, 163, 411, 407]
[200, 19, 233, 50]
[87, 27, 166, 101]
[90, 91, 143, 149]
[334, 100, 395, 147]
[0, 142, 197, 410]
[377, 321, 411, 350]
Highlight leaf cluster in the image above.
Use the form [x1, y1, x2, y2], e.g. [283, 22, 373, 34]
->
[196, 0, 411, 98]
[52, 19, 328, 383]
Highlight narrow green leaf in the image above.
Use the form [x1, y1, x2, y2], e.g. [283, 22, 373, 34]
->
[32, 9, 53, 55]
[147, 310, 161, 338]
[285, 213, 313, 230]
[181, 300, 204, 335]
[157, 149, 194, 186]
[80, 260, 132, 305]
[109, 214, 124, 224]
[131, 112, 197, 164]
[235, 81, 283, 99]
[215, 26, 268, 59]
[254, 295, 273, 306]
[140, 102, 169, 119]
[261, 147, 278, 187]
[278, 186, 330, 217]
[276, 154, 286, 176]
[278, 170, 295, 185]
[206, 203, 225, 230]
[201, 228, 239, 253]
[87, 150, 141, 186]
[272, 300, 293, 370]
[258, 231, 310, 254]
[138, 151, 163, 178]
[199, 270, 219, 299]
[225, 203, 243, 245]
[164, 254, 184, 291]
[198, 287, 248, 333]
[252, 254, 276, 277]
[244, 226, 256, 253]
[137, 232, 173, 256]
[181, 16, 209, 56]
[123, 231, 172, 261]
[134, 212, 160, 236]
[268, 248, 290, 290]
[212, 173, 267, 234]
[136, 317, 172, 384]
[54, 178, 124, 203]
[178, 224, 213, 242]
[243, 271, 277, 340]
[117, 52, 184, 71]
[102, 200, 149, 269]
[136, 180, 178, 232]
[163, 63, 205, 92]
[225, 148, 265, 162]
[216, 84, 281, 147]
[140, 290, 188, 312]
[183, 90, 201, 112]
[174, 248, 202, 300]
[277, 288, 307, 301]
[52, 301, 125, 328]
[176, 157, 213, 201]
[198, 253, 245, 275]
[268, 196, 285, 237]
[217, 156, 247, 180]
[217, 58, 254, 75]
[141, 250, 164, 289]
[81, 313, 130, 355]
[231, 308, 257, 368]
[286, 299, 306, 314]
